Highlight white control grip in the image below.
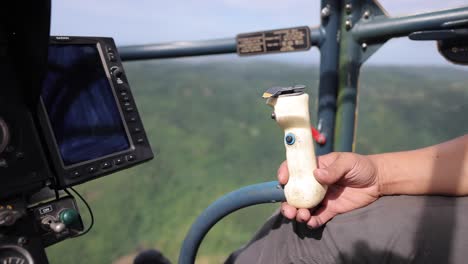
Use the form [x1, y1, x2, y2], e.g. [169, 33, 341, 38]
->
[267, 93, 327, 209]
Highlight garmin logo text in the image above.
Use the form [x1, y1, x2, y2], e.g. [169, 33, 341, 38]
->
[55, 36, 70, 40]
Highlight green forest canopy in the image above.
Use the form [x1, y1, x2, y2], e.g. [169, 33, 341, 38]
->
[47, 61, 468, 263]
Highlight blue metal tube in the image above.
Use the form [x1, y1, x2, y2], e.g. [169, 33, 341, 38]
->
[353, 6, 468, 42]
[119, 38, 236, 61]
[315, 0, 341, 155]
[119, 28, 323, 61]
[178, 181, 285, 264]
[333, 0, 365, 152]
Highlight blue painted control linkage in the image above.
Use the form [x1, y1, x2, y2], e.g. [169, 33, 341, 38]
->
[178, 181, 285, 264]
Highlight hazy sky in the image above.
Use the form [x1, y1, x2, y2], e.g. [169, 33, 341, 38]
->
[51, 0, 468, 66]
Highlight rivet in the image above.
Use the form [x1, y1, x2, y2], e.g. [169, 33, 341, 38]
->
[345, 20, 353, 30]
[363, 10, 370, 19]
[321, 5, 331, 18]
[345, 3, 352, 14]
[18, 237, 27, 245]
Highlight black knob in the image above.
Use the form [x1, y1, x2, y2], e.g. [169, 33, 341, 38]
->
[110, 66, 123, 78]
[271, 112, 276, 120]
[0, 207, 22, 226]
[0, 117, 10, 155]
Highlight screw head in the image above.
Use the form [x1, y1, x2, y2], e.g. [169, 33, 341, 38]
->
[321, 5, 331, 18]
[17, 237, 27, 245]
[345, 20, 352, 30]
[271, 112, 276, 120]
[361, 43, 368, 50]
[363, 10, 370, 19]
[345, 3, 352, 14]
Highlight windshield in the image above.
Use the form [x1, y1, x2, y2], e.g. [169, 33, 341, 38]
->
[48, 1, 468, 263]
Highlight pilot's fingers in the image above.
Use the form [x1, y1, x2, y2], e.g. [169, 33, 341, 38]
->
[277, 160, 289, 185]
[281, 202, 297, 220]
[296, 208, 311, 223]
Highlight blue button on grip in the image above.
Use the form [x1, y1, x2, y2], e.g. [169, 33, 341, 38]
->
[285, 133, 295, 145]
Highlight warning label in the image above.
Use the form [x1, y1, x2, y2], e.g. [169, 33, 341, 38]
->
[237, 26, 311, 56]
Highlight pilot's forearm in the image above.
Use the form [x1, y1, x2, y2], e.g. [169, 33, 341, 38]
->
[372, 135, 468, 196]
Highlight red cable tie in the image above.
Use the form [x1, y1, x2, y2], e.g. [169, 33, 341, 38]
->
[311, 127, 326, 145]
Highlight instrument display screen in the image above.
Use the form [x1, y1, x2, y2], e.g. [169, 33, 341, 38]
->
[41, 44, 130, 166]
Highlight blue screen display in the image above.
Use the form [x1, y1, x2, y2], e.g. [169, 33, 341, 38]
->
[42, 44, 130, 166]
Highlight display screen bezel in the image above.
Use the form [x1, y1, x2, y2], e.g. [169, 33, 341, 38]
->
[40, 41, 135, 169]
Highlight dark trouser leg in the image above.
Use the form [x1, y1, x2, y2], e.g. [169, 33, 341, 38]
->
[226, 195, 468, 264]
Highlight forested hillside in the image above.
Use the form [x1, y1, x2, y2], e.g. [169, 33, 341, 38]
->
[46, 61, 468, 263]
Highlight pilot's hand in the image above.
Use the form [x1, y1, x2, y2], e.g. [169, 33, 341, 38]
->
[278, 152, 381, 228]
